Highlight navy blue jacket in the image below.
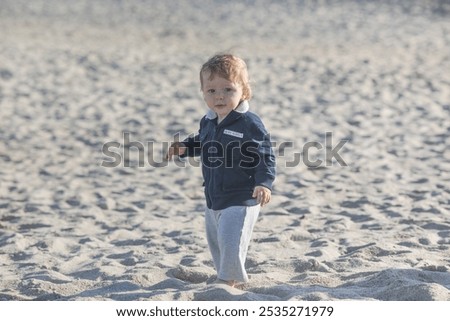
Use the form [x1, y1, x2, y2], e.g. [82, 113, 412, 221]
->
[182, 102, 276, 210]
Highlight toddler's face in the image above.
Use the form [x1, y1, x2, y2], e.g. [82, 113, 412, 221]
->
[201, 72, 243, 121]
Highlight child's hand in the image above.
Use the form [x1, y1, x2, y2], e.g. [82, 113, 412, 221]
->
[252, 185, 271, 207]
[166, 142, 187, 160]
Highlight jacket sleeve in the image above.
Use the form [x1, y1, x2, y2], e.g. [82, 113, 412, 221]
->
[180, 117, 205, 158]
[246, 118, 276, 190]
[253, 131, 276, 190]
[181, 134, 201, 157]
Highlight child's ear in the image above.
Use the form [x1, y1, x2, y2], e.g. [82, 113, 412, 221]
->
[242, 86, 250, 100]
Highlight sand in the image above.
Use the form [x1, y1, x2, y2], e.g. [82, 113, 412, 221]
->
[0, 0, 449, 301]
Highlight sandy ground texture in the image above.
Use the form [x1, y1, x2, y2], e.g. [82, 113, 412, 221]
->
[1, 0, 450, 301]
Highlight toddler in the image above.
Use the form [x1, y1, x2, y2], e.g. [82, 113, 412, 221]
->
[167, 54, 276, 287]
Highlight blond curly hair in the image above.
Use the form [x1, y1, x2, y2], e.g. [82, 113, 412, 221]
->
[200, 54, 252, 101]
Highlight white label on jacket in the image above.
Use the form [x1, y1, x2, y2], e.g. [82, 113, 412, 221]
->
[223, 129, 244, 138]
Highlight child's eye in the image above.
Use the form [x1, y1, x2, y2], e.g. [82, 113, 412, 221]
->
[225, 88, 234, 92]
[207, 89, 215, 94]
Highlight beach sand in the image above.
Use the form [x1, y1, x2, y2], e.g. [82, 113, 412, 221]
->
[0, 0, 450, 300]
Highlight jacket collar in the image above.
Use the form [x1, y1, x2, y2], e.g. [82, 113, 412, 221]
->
[205, 100, 249, 120]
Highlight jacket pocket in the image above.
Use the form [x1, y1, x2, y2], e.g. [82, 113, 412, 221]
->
[222, 167, 254, 191]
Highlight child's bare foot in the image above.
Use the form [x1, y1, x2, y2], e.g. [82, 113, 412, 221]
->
[226, 280, 237, 287]
[214, 279, 237, 288]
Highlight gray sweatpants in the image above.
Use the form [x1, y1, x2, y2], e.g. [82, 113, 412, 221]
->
[205, 205, 260, 283]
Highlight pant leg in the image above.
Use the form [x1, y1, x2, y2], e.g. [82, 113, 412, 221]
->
[216, 205, 260, 283]
[205, 207, 221, 272]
